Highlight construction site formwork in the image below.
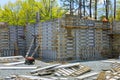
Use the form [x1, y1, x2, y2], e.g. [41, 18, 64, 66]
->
[0, 23, 10, 56]
[39, 20, 59, 60]
[110, 21, 120, 58]
[25, 24, 40, 57]
[0, 24, 25, 56]
[39, 15, 111, 61]
[9, 26, 26, 56]
[0, 23, 41, 57]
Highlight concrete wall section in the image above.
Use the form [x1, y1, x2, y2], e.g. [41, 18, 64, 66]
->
[40, 20, 60, 60]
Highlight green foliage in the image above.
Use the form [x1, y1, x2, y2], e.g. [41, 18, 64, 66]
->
[116, 0, 120, 21]
[0, 0, 65, 26]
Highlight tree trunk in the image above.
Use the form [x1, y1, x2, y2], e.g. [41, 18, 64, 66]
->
[114, 0, 116, 19]
[83, 0, 86, 16]
[89, 0, 92, 18]
[70, 0, 74, 15]
[79, 0, 82, 18]
[106, 0, 109, 19]
[95, 0, 97, 19]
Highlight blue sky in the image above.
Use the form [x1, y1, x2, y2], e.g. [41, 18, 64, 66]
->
[0, 0, 16, 7]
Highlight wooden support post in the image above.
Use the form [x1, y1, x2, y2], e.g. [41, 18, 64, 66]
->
[25, 38, 35, 57]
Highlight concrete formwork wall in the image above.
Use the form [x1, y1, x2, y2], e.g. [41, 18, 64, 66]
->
[113, 21, 120, 33]
[10, 26, 25, 55]
[25, 24, 35, 52]
[25, 24, 39, 57]
[0, 26, 25, 56]
[57, 27, 75, 61]
[0, 26, 9, 56]
[112, 35, 120, 57]
[0, 24, 41, 57]
[57, 27, 67, 60]
[39, 20, 61, 61]
[68, 29, 110, 61]
[75, 29, 97, 60]
[39, 17, 110, 61]
[0, 18, 111, 61]
[112, 21, 120, 58]
[61, 15, 110, 61]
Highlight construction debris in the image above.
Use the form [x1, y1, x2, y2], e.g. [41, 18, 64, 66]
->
[0, 66, 37, 70]
[1, 56, 120, 80]
[7, 75, 54, 80]
[31, 63, 91, 77]
[77, 72, 99, 80]
[96, 70, 120, 80]
[31, 64, 61, 74]
[111, 62, 120, 72]
[96, 71, 106, 80]
[96, 62, 120, 80]
[3, 61, 25, 66]
[0, 56, 24, 63]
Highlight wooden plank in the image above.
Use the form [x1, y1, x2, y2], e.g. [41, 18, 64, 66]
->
[0, 56, 24, 63]
[77, 72, 99, 79]
[55, 70, 67, 76]
[57, 68, 70, 76]
[54, 72, 62, 76]
[71, 66, 91, 76]
[31, 64, 60, 74]
[25, 38, 35, 57]
[0, 67, 37, 70]
[112, 63, 120, 72]
[0, 56, 24, 59]
[11, 75, 54, 80]
[3, 61, 25, 66]
[54, 63, 80, 69]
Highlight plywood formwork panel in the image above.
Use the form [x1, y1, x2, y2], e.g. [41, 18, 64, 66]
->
[63, 28, 75, 60]
[17, 27, 25, 50]
[9, 26, 26, 56]
[75, 28, 97, 60]
[26, 24, 36, 50]
[111, 21, 120, 57]
[39, 20, 60, 60]
[57, 28, 67, 61]
[0, 27, 9, 56]
[9, 27, 16, 49]
[0, 29, 9, 49]
[112, 35, 120, 57]
[113, 21, 120, 32]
